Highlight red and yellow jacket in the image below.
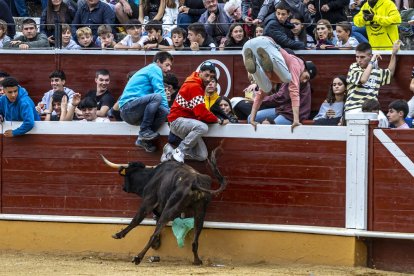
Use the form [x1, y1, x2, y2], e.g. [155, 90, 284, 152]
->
[168, 72, 218, 123]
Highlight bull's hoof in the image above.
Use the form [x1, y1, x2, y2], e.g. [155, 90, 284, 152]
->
[193, 259, 203, 266]
[112, 233, 123, 239]
[151, 235, 161, 250]
[132, 255, 142, 265]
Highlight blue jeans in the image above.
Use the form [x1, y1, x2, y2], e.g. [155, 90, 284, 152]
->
[247, 108, 292, 125]
[14, 0, 28, 16]
[177, 13, 200, 30]
[352, 25, 368, 43]
[120, 94, 169, 135]
[242, 36, 292, 93]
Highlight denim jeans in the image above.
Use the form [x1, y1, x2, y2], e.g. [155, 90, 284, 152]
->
[248, 108, 292, 125]
[14, 0, 28, 16]
[120, 94, 169, 135]
[177, 13, 200, 30]
[170, 117, 208, 161]
[242, 36, 292, 93]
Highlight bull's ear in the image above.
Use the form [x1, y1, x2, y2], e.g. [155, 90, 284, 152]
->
[119, 168, 126, 176]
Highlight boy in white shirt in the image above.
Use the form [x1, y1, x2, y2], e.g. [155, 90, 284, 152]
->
[115, 19, 144, 50]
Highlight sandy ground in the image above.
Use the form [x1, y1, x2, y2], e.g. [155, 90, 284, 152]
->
[0, 251, 409, 276]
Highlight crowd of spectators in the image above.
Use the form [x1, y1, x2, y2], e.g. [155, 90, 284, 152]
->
[0, 0, 414, 50]
[0, 0, 414, 162]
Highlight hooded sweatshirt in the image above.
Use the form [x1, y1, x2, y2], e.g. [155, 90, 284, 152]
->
[0, 86, 40, 136]
[168, 72, 218, 123]
[354, 0, 401, 50]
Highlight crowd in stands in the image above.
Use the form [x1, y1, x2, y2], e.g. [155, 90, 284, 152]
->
[1, 0, 414, 163]
[0, 0, 414, 50]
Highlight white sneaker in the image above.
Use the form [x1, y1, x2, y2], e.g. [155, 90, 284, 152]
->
[172, 148, 185, 163]
[160, 143, 174, 162]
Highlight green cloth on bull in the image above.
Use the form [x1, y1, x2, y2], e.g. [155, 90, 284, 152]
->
[172, 217, 194, 248]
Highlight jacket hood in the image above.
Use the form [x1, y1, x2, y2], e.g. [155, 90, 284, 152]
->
[184, 72, 204, 86]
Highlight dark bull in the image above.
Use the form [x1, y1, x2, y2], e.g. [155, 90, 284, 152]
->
[101, 147, 227, 265]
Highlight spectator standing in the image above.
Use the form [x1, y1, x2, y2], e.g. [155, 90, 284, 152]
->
[177, 0, 206, 30]
[0, 77, 40, 137]
[40, 0, 76, 46]
[4, 19, 50, 49]
[71, 0, 115, 42]
[118, 51, 173, 152]
[85, 69, 116, 117]
[163, 61, 228, 163]
[0, 0, 16, 38]
[198, 0, 232, 45]
[353, 0, 401, 50]
[263, 2, 306, 50]
[345, 42, 400, 127]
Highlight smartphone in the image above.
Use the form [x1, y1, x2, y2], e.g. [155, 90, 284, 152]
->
[362, 10, 372, 15]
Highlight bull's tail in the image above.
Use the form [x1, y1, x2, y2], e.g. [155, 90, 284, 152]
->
[198, 145, 227, 195]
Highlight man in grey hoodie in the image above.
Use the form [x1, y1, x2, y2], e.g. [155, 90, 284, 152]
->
[4, 18, 50, 49]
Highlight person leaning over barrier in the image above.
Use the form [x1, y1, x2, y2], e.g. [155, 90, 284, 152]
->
[242, 35, 317, 132]
[3, 18, 49, 49]
[0, 77, 40, 137]
[118, 51, 173, 152]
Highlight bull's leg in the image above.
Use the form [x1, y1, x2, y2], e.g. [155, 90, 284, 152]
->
[113, 199, 155, 239]
[133, 192, 189, 265]
[192, 199, 209, 265]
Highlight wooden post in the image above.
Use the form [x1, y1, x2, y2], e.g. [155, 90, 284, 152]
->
[345, 113, 377, 230]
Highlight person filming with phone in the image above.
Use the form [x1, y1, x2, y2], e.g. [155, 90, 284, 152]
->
[353, 0, 401, 50]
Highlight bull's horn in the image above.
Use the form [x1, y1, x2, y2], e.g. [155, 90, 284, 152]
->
[101, 155, 129, 169]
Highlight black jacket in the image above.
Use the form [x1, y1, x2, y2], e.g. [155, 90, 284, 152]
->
[308, 0, 349, 24]
[184, 0, 206, 16]
[263, 13, 305, 50]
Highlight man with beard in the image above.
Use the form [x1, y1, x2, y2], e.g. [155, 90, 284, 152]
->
[162, 61, 228, 163]
[85, 69, 115, 118]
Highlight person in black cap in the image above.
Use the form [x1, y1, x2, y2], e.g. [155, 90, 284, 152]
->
[162, 61, 229, 163]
